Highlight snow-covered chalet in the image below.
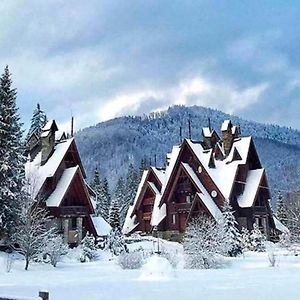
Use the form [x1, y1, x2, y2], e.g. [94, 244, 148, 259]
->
[123, 120, 286, 240]
[25, 120, 110, 246]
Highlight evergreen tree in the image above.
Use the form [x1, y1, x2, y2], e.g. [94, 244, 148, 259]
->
[26, 103, 47, 138]
[109, 198, 121, 229]
[276, 191, 288, 225]
[80, 232, 97, 262]
[106, 227, 127, 256]
[240, 227, 252, 252]
[0, 66, 25, 236]
[221, 201, 242, 256]
[90, 168, 110, 220]
[120, 165, 139, 225]
[249, 224, 266, 252]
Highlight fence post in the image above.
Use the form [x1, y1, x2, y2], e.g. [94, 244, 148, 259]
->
[39, 291, 49, 300]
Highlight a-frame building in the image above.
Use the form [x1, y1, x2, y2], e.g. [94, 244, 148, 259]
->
[25, 120, 110, 246]
[123, 120, 287, 239]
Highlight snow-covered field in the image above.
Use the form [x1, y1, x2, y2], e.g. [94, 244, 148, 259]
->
[1, 240, 300, 300]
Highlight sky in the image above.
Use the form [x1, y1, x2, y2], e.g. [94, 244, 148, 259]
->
[1, 1, 300, 131]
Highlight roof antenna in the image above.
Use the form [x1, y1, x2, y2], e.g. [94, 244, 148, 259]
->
[71, 116, 74, 137]
[154, 154, 157, 168]
[188, 120, 191, 140]
[208, 117, 211, 131]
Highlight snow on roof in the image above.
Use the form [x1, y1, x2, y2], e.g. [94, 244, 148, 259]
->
[91, 216, 111, 236]
[202, 127, 212, 137]
[221, 119, 231, 131]
[42, 119, 55, 131]
[182, 163, 223, 222]
[151, 167, 166, 185]
[25, 138, 74, 199]
[208, 137, 252, 199]
[46, 166, 78, 207]
[273, 216, 289, 233]
[237, 169, 264, 208]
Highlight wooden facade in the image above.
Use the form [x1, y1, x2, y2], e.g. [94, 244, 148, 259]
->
[124, 120, 283, 240]
[26, 120, 97, 246]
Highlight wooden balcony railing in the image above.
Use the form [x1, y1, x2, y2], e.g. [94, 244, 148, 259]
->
[60, 206, 88, 216]
[175, 202, 192, 212]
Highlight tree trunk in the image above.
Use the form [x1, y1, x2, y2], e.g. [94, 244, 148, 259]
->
[25, 257, 29, 270]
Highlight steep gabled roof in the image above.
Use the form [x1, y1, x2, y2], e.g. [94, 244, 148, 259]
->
[237, 169, 265, 208]
[46, 166, 79, 207]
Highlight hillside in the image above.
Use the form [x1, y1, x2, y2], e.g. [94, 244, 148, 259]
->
[75, 105, 300, 201]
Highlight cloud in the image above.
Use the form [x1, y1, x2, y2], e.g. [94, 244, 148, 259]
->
[1, 1, 300, 130]
[98, 76, 268, 122]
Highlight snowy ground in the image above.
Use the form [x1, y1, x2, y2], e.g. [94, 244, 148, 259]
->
[1, 239, 300, 300]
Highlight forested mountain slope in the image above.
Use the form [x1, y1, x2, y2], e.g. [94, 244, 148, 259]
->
[75, 105, 300, 201]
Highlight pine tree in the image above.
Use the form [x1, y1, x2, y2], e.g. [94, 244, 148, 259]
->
[221, 201, 242, 256]
[249, 224, 266, 252]
[26, 103, 47, 138]
[241, 227, 252, 251]
[120, 165, 139, 225]
[0, 66, 25, 236]
[80, 232, 97, 262]
[90, 168, 110, 220]
[109, 198, 121, 230]
[111, 177, 124, 226]
[276, 192, 288, 225]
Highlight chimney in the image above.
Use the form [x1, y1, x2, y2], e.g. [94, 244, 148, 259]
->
[41, 120, 58, 166]
[221, 120, 233, 157]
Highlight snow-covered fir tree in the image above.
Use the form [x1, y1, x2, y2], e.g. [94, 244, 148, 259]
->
[120, 164, 139, 225]
[111, 177, 124, 226]
[249, 224, 266, 252]
[26, 103, 47, 138]
[80, 232, 97, 262]
[276, 191, 288, 225]
[109, 198, 121, 229]
[106, 227, 127, 256]
[221, 201, 242, 256]
[90, 168, 110, 220]
[240, 227, 252, 251]
[0, 66, 26, 236]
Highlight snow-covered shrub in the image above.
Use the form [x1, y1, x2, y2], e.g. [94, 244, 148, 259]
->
[183, 215, 226, 269]
[44, 235, 68, 267]
[80, 233, 97, 262]
[160, 250, 180, 269]
[279, 231, 291, 249]
[106, 228, 128, 256]
[118, 251, 144, 269]
[268, 251, 277, 267]
[5, 252, 13, 272]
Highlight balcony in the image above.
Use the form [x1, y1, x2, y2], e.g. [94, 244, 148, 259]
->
[175, 203, 192, 213]
[60, 206, 88, 216]
[253, 206, 268, 215]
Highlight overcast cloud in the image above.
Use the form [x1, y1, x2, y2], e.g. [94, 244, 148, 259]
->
[1, 1, 300, 130]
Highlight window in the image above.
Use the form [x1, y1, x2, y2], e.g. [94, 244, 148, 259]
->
[71, 218, 77, 230]
[186, 195, 191, 203]
[172, 214, 176, 224]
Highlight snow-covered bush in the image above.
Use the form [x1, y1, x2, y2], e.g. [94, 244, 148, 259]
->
[160, 250, 180, 269]
[279, 231, 291, 249]
[44, 235, 68, 267]
[118, 251, 144, 269]
[183, 215, 226, 269]
[106, 228, 128, 256]
[80, 233, 97, 262]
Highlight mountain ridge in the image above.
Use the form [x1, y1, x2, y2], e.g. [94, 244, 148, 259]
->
[75, 105, 300, 201]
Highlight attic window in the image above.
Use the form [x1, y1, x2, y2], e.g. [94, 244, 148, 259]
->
[211, 190, 217, 198]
